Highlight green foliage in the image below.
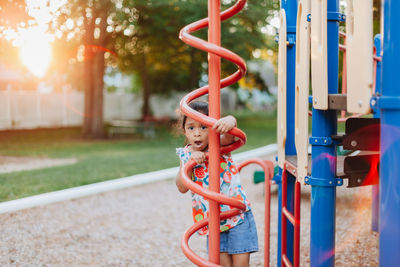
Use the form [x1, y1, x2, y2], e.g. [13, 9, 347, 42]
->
[48, 0, 278, 116]
[114, 0, 276, 94]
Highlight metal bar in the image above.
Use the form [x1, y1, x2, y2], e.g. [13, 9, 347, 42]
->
[264, 164, 272, 267]
[277, 167, 283, 267]
[207, 0, 221, 263]
[380, 1, 400, 265]
[282, 254, 293, 267]
[294, 181, 301, 267]
[374, 34, 382, 113]
[285, 7, 297, 267]
[237, 159, 274, 267]
[336, 44, 382, 63]
[371, 34, 382, 232]
[328, 94, 347, 110]
[284, 160, 298, 178]
[310, 1, 338, 267]
[283, 207, 296, 225]
[281, 168, 288, 267]
[340, 32, 346, 121]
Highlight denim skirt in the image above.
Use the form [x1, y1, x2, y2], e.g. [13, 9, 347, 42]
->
[207, 210, 259, 254]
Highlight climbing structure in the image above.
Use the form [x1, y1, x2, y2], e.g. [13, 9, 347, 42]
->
[177, 0, 400, 266]
[178, 0, 274, 266]
[277, 0, 399, 266]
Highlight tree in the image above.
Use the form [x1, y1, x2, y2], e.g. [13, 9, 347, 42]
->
[55, 0, 115, 138]
[53, 0, 278, 128]
[115, 0, 276, 119]
[113, 0, 207, 119]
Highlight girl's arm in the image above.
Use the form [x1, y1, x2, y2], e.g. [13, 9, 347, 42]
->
[213, 115, 238, 146]
[176, 150, 206, 194]
[176, 161, 189, 193]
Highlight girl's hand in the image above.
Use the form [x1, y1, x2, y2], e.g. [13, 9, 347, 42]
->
[191, 151, 206, 164]
[213, 115, 237, 134]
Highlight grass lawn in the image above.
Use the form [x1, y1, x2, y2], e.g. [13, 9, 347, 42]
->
[0, 110, 276, 202]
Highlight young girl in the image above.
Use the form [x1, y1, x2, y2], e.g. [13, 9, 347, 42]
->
[176, 101, 258, 267]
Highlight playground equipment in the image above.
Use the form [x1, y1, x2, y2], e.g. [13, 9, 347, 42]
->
[178, 0, 275, 266]
[276, 0, 399, 266]
[177, 0, 400, 266]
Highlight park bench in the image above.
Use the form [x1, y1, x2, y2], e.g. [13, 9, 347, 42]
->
[108, 120, 155, 138]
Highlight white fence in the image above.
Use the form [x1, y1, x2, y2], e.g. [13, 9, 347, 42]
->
[0, 89, 237, 130]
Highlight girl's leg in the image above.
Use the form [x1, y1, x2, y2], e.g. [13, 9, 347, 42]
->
[232, 252, 250, 267]
[220, 252, 233, 267]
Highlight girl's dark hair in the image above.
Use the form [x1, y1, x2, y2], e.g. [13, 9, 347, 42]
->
[182, 101, 209, 129]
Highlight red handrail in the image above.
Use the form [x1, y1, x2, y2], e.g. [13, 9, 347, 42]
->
[238, 159, 274, 267]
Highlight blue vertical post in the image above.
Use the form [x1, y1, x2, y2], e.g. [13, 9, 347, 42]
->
[380, 1, 400, 266]
[371, 34, 382, 232]
[310, 0, 338, 267]
[278, 1, 297, 266]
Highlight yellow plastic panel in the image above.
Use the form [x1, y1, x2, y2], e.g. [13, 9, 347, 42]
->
[277, 9, 287, 169]
[311, 0, 328, 110]
[346, 0, 373, 114]
[295, 0, 311, 183]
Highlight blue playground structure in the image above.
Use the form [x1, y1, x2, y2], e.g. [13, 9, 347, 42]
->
[275, 0, 400, 266]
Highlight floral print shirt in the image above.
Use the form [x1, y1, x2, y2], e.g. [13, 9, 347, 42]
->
[176, 145, 251, 235]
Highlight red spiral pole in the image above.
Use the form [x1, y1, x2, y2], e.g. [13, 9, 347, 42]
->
[178, 0, 269, 266]
[208, 0, 222, 261]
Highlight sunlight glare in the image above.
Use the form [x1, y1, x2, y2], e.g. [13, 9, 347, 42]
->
[18, 27, 52, 78]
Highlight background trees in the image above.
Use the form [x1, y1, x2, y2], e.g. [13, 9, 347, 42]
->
[115, 0, 275, 119]
[1, 0, 278, 138]
[54, 0, 116, 138]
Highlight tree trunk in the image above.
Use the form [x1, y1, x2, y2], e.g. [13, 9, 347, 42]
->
[82, 7, 107, 138]
[82, 14, 95, 137]
[90, 10, 108, 138]
[140, 53, 152, 120]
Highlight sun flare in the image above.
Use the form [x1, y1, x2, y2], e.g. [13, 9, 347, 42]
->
[18, 27, 52, 78]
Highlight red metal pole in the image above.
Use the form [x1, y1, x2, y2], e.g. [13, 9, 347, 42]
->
[341, 34, 346, 119]
[208, 0, 221, 263]
[281, 168, 287, 266]
[294, 181, 301, 267]
[264, 165, 271, 267]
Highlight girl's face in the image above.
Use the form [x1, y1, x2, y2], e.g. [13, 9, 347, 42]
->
[184, 117, 209, 151]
